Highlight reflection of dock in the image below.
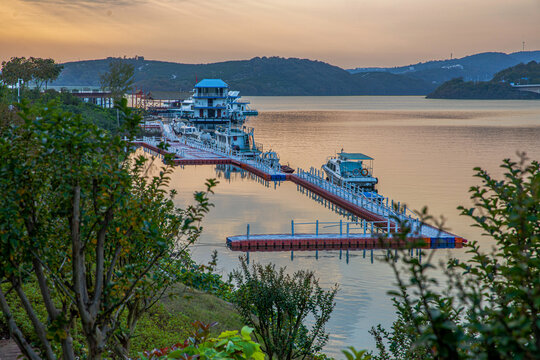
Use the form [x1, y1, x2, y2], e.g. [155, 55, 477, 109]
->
[132, 120, 466, 244]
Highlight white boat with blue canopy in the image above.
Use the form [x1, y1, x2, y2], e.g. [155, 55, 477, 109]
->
[214, 126, 262, 158]
[322, 151, 378, 192]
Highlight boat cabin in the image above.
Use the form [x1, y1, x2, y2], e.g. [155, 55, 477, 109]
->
[334, 152, 374, 178]
[215, 126, 260, 156]
[322, 151, 378, 191]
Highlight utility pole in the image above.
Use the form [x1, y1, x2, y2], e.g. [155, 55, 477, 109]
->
[17, 78, 23, 103]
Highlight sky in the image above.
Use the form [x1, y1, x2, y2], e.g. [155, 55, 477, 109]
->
[1, 0, 539, 68]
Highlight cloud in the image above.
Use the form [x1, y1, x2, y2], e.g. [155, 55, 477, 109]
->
[21, 0, 142, 7]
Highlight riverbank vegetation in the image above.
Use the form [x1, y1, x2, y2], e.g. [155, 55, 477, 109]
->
[369, 153, 539, 359]
[0, 74, 336, 358]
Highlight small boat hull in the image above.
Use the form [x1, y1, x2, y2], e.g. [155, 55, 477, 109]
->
[281, 165, 295, 174]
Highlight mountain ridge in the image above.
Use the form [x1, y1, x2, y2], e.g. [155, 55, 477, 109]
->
[53, 56, 436, 95]
[348, 51, 540, 85]
[52, 51, 540, 96]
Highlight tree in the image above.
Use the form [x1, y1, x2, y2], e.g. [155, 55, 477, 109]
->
[0, 98, 216, 359]
[232, 257, 338, 360]
[30, 57, 63, 91]
[100, 60, 135, 101]
[1, 57, 63, 93]
[0, 57, 33, 89]
[370, 153, 540, 359]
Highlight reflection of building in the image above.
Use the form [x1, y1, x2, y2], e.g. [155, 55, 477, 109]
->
[71, 90, 114, 108]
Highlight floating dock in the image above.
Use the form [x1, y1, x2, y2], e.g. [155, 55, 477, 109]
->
[226, 218, 465, 251]
[132, 120, 466, 248]
[226, 234, 464, 251]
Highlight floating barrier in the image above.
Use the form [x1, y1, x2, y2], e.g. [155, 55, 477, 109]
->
[226, 234, 464, 251]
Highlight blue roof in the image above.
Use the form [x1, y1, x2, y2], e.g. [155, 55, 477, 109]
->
[195, 79, 228, 88]
[339, 152, 373, 160]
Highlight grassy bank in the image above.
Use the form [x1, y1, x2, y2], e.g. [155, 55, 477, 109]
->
[130, 284, 244, 357]
[0, 281, 243, 358]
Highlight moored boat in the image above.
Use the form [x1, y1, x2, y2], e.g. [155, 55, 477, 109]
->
[214, 126, 261, 158]
[261, 151, 280, 169]
[280, 164, 295, 174]
[173, 121, 200, 138]
[322, 151, 378, 191]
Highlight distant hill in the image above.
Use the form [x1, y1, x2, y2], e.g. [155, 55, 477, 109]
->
[52, 56, 436, 96]
[348, 51, 540, 86]
[426, 61, 540, 99]
[492, 61, 540, 84]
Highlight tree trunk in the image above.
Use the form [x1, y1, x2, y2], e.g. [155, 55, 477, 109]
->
[0, 287, 42, 360]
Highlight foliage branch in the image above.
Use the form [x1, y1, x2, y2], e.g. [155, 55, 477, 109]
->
[369, 153, 540, 360]
[232, 257, 338, 360]
[0, 98, 216, 359]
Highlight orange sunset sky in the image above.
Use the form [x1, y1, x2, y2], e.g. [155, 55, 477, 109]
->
[1, 0, 539, 68]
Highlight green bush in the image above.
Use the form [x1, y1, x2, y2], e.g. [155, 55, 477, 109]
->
[232, 257, 338, 360]
[140, 322, 264, 360]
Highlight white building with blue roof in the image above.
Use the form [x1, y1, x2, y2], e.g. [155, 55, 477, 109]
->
[179, 78, 258, 129]
[193, 79, 228, 121]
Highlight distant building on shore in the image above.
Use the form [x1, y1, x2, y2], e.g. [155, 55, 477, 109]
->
[70, 89, 114, 108]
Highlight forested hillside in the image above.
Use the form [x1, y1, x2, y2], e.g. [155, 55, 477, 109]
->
[349, 51, 540, 86]
[427, 61, 540, 99]
[53, 56, 436, 95]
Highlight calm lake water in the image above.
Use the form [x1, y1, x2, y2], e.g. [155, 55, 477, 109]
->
[157, 96, 540, 356]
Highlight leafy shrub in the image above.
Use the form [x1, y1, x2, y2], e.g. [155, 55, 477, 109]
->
[370, 153, 540, 359]
[232, 257, 338, 360]
[140, 322, 264, 360]
[179, 251, 234, 301]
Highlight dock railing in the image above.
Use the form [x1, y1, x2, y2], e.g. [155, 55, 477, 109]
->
[245, 218, 416, 240]
[178, 135, 284, 175]
[295, 167, 421, 232]
[290, 219, 399, 237]
[138, 121, 422, 229]
[145, 119, 286, 175]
